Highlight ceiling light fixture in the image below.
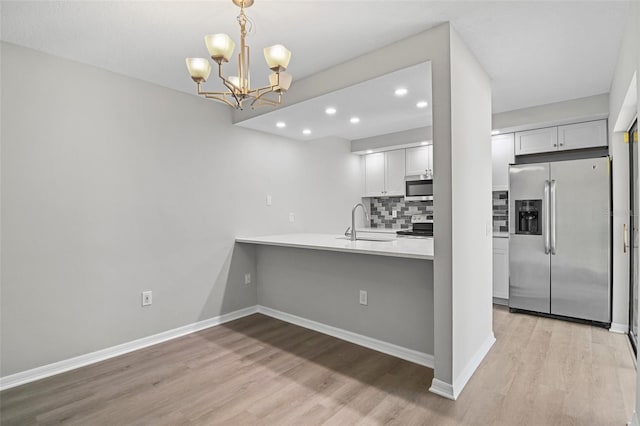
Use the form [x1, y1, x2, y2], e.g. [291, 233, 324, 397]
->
[276, 121, 286, 128]
[491, 130, 500, 135]
[394, 88, 408, 97]
[185, 0, 292, 110]
[350, 117, 360, 124]
[325, 107, 337, 115]
[302, 129, 312, 135]
[416, 101, 428, 108]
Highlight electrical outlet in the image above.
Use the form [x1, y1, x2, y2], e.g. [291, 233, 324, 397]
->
[359, 290, 368, 306]
[244, 273, 251, 284]
[391, 210, 397, 218]
[142, 291, 152, 307]
[266, 195, 272, 206]
[289, 212, 295, 223]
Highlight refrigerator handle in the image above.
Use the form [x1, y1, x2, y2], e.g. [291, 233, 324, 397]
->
[624, 223, 629, 254]
[550, 179, 557, 255]
[544, 180, 550, 254]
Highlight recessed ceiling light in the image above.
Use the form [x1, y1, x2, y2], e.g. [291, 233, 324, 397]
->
[302, 129, 312, 135]
[350, 117, 360, 124]
[276, 121, 286, 128]
[325, 107, 337, 115]
[416, 101, 428, 108]
[366, 150, 373, 154]
[394, 88, 408, 97]
[491, 130, 500, 135]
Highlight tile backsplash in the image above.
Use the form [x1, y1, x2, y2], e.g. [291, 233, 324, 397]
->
[368, 197, 432, 229]
[493, 190, 509, 232]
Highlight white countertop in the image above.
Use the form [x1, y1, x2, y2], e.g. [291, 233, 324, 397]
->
[493, 232, 509, 239]
[236, 233, 433, 260]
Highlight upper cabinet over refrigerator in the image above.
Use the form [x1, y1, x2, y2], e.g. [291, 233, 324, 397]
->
[514, 120, 607, 156]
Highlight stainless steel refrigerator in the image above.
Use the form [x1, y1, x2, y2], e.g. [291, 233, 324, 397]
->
[509, 157, 611, 324]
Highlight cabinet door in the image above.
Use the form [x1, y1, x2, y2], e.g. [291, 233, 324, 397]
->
[364, 153, 385, 196]
[492, 238, 509, 299]
[426, 144, 434, 177]
[406, 146, 430, 176]
[492, 133, 515, 190]
[557, 120, 607, 151]
[514, 127, 558, 155]
[385, 149, 406, 196]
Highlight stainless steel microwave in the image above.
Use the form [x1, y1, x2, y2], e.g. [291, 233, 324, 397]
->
[405, 175, 433, 201]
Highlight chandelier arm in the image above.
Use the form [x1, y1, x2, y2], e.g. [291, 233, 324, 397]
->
[196, 82, 242, 109]
[250, 88, 282, 109]
[216, 63, 244, 108]
[204, 93, 238, 109]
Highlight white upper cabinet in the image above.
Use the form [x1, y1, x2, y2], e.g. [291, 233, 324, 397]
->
[492, 133, 515, 190]
[514, 120, 608, 156]
[514, 127, 558, 155]
[406, 145, 432, 176]
[364, 150, 405, 197]
[385, 149, 406, 195]
[364, 153, 385, 196]
[557, 120, 607, 151]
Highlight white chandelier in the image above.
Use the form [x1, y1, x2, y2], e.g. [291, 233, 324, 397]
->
[185, 0, 293, 110]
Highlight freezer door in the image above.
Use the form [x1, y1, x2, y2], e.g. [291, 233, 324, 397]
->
[509, 163, 551, 313]
[550, 157, 610, 322]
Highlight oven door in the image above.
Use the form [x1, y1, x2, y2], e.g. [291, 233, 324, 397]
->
[405, 176, 433, 201]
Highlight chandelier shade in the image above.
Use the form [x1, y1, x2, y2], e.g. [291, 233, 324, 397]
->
[205, 34, 236, 63]
[185, 0, 293, 110]
[264, 45, 291, 71]
[185, 58, 212, 82]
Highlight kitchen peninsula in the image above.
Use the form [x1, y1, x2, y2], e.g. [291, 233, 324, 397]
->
[236, 233, 435, 367]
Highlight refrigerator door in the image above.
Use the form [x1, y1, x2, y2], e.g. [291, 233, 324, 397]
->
[509, 163, 551, 313]
[549, 157, 611, 322]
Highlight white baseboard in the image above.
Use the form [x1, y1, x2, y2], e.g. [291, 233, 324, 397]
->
[610, 322, 629, 334]
[429, 332, 496, 400]
[429, 378, 455, 399]
[0, 306, 258, 391]
[630, 410, 639, 426]
[257, 305, 434, 368]
[453, 332, 496, 398]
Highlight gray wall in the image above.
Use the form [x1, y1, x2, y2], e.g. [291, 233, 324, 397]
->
[0, 42, 362, 377]
[350, 126, 433, 154]
[256, 246, 434, 354]
[448, 26, 494, 386]
[608, 1, 640, 423]
[492, 93, 609, 133]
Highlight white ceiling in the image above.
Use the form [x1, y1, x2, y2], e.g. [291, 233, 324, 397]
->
[237, 62, 432, 141]
[0, 0, 630, 136]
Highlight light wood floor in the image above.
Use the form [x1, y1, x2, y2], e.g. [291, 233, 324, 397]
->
[0, 306, 635, 425]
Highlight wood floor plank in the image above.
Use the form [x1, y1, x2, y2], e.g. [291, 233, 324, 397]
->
[0, 307, 635, 425]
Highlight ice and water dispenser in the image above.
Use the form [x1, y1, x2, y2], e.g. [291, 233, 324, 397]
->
[515, 199, 542, 235]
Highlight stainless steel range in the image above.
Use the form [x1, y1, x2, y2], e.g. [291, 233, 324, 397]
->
[396, 214, 433, 237]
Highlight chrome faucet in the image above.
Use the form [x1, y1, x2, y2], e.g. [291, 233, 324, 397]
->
[347, 203, 370, 241]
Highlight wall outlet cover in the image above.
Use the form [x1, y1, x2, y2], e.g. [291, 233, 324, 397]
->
[359, 290, 368, 306]
[244, 273, 251, 284]
[142, 291, 152, 307]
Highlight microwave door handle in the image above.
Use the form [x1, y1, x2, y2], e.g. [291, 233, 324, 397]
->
[544, 180, 550, 254]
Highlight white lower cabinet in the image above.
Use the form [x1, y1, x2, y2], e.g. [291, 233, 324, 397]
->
[492, 237, 509, 300]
